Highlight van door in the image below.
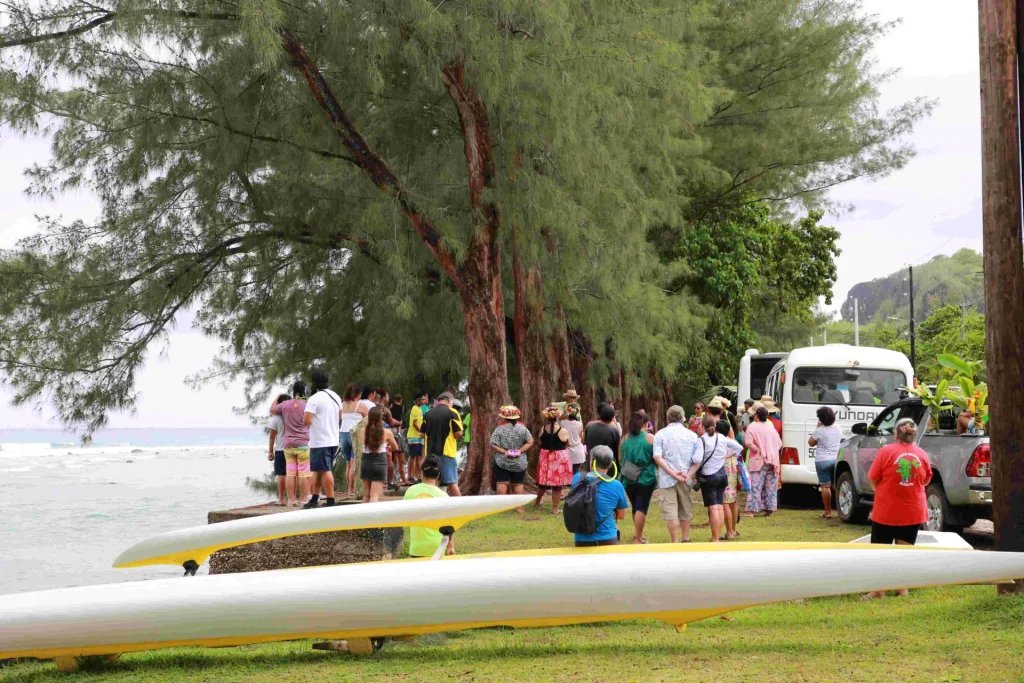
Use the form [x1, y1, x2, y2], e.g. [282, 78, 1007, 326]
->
[855, 404, 902, 492]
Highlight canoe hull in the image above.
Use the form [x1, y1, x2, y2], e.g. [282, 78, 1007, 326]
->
[5, 543, 1024, 660]
[113, 495, 535, 568]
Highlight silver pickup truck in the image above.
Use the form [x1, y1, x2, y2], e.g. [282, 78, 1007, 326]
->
[834, 397, 992, 532]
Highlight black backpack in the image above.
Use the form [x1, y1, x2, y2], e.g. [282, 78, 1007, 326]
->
[563, 474, 601, 535]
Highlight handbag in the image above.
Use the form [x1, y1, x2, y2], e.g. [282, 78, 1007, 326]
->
[620, 458, 644, 482]
[692, 436, 718, 492]
[737, 459, 751, 492]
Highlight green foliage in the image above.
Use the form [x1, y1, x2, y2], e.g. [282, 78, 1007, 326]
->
[0, 0, 928, 430]
[653, 203, 840, 385]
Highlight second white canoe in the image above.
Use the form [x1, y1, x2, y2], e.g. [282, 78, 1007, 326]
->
[113, 495, 535, 568]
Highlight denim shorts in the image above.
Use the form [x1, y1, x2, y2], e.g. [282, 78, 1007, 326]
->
[438, 455, 458, 486]
[339, 432, 355, 463]
[815, 459, 836, 486]
[310, 446, 338, 473]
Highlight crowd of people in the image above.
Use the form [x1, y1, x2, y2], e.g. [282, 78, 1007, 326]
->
[267, 374, 936, 591]
[267, 369, 469, 509]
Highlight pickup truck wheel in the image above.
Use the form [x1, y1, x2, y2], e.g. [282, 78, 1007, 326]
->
[836, 471, 866, 524]
[924, 483, 960, 533]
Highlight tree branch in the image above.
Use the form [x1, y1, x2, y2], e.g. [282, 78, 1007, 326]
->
[279, 27, 462, 285]
[0, 9, 240, 49]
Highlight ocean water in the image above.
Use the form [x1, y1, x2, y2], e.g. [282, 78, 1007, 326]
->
[0, 429, 275, 595]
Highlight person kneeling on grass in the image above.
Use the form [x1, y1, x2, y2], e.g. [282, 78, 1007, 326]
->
[405, 456, 455, 557]
[863, 417, 932, 600]
[571, 446, 628, 548]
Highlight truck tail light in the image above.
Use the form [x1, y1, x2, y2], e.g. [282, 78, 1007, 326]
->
[966, 443, 991, 478]
[781, 447, 800, 465]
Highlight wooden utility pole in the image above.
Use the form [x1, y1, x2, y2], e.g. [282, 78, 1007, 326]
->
[978, 0, 1024, 591]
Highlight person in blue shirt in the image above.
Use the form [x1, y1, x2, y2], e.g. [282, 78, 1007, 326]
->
[571, 445, 629, 546]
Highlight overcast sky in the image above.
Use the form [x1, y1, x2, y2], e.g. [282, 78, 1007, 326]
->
[0, 0, 984, 429]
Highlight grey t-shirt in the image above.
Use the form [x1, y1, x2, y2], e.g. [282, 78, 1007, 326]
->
[490, 423, 533, 472]
[811, 425, 842, 462]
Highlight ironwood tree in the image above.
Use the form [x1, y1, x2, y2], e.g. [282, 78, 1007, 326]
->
[0, 0, 928, 494]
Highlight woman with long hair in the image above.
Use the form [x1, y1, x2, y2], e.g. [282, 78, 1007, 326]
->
[339, 383, 368, 498]
[717, 417, 742, 540]
[619, 411, 657, 544]
[361, 406, 399, 503]
[534, 405, 572, 514]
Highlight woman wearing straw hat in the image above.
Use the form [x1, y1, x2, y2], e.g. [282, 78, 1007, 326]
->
[534, 405, 573, 514]
[759, 395, 783, 436]
[490, 405, 535, 497]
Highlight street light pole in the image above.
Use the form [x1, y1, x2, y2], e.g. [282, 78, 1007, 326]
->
[854, 297, 860, 346]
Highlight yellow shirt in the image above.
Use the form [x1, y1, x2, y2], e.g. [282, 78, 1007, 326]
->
[405, 483, 448, 556]
[407, 403, 425, 441]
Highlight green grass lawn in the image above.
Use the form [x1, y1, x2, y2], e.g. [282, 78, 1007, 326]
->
[3, 496, 1023, 682]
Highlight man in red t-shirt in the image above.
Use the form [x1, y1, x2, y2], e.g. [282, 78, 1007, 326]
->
[864, 417, 932, 599]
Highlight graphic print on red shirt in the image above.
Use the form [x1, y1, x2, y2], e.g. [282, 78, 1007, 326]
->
[867, 443, 932, 527]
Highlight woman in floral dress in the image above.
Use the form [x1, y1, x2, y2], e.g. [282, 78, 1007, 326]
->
[534, 405, 572, 514]
[717, 418, 741, 540]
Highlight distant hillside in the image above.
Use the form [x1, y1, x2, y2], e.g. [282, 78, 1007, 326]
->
[839, 249, 984, 323]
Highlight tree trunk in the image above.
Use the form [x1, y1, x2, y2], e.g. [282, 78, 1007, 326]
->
[617, 367, 631, 423]
[441, 59, 508, 496]
[570, 329, 597, 422]
[459, 281, 507, 495]
[548, 306, 574, 397]
[979, 0, 1024, 557]
[281, 34, 510, 494]
[512, 227, 549, 437]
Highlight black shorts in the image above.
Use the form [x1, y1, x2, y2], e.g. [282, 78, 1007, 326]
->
[625, 481, 656, 516]
[572, 463, 583, 475]
[495, 465, 526, 484]
[408, 443, 423, 458]
[273, 450, 287, 477]
[361, 453, 388, 483]
[871, 521, 919, 545]
[699, 468, 728, 507]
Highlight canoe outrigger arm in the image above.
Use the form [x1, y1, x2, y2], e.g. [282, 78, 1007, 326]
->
[431, 526, 456, 561]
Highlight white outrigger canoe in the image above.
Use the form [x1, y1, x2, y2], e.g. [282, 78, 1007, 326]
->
[113, 495, 536, 570]
[4, 542, 1024, 664]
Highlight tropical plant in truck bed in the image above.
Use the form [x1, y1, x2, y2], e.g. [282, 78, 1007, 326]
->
[938, 353, 988, 424]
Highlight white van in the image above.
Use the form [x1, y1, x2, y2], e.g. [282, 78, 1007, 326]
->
[737, 349, 789, 405]
[764, 345, 914, 487]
